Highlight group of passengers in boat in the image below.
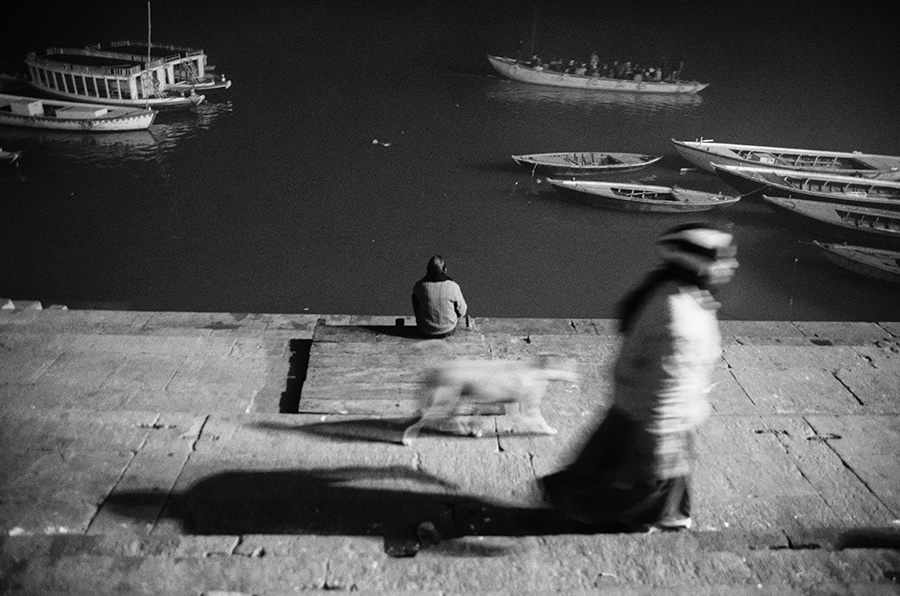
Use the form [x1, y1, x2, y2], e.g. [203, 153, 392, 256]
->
[521, 50, 686, 82]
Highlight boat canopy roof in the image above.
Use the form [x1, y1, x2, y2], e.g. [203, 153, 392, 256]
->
[28, 42, 205, 74]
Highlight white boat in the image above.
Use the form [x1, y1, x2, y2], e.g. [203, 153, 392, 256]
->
[487, 56, 708, 94]
[762, 195, 900, 250]
[547, 179, 740, 212]
[672, 138, 900, 179]
[713, 164, 900, 211]
[813, 242, 900, 284]
[24, 41, 212, 110]
[167, 73, 232, 94]
[0, 93, 156, 132]
[512, 152, 662, 176]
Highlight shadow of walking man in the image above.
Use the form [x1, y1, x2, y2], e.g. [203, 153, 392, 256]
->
[104, 464, 621, 557]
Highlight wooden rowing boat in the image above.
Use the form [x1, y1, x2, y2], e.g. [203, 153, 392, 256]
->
[813, 242, 900, 284]
[512, 152, 662, 177]
[713, 164, 900, 211]
[547, 180, 740, 212]
[0, 93, 157, 132]
[762, 195, 900, 250]
[488, 56, 708, 95]
[672, 138, 900, 179]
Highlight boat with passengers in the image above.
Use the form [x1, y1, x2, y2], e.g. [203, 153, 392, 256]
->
[488, 55, 708, 94]
[23, 41, 226, 110]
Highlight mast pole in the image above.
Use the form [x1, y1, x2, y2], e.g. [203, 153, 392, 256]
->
[146, 0, 152, 107]
[529, 1, 538, 58]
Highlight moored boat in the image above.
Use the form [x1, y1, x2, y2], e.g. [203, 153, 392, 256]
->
[0, 93, 156, 132]
[673, 138, 900, 179]
[24, 41, 213, 110]
[713, 164, 900, 211]
[547, 179, 740, 212]
[488, 56, 708, 94]
[813, 242, 900, 284]
[762, 195, 900, 250]
[167, 74, 232, 94]
[512, 152, 662, 176]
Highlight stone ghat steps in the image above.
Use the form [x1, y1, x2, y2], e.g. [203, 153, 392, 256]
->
[4, 532, 899, 595]
[2, 309, 900, 594]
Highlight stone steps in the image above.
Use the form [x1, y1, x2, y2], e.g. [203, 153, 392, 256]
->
[4, 531, 898, 595]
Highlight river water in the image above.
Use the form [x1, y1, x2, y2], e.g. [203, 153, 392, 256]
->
[1, 1, 898, 321]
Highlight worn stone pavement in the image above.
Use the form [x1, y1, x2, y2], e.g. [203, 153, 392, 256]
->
[0, 305, 899, 595]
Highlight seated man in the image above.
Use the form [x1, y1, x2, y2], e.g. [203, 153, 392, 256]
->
[411, 255, 468, 338]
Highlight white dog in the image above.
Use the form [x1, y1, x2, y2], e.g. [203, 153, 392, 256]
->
[401, 354, 580, 446]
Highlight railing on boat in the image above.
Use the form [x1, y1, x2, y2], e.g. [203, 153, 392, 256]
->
[103, 40, 205, 57]
[30, 50, 154, 76]
[837, 209, 900, 232]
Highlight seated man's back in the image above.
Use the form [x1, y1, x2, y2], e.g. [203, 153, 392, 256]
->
[411, 255, 467, 338]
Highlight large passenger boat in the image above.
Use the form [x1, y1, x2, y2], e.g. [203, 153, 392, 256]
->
[23, 41, 227, 110]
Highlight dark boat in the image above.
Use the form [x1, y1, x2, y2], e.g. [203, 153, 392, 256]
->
[813, 242, 900, 284]
[762, 195, 900, 250]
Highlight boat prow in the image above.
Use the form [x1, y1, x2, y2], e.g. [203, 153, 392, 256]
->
[813, 242, 900, 284]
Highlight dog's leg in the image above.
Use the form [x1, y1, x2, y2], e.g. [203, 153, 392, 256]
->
[402, 385, 457, 446]
[518, 380, 557, 435]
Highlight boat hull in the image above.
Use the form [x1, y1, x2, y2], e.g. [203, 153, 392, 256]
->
[25, 83, 203, 110]
[0, 93, 156, 132]
[168, 77, 232, 94]
[763, 195, 900, 250]
[673, 138, 900, 178]
[549, 180, 740, 212]
[814, 242, 900, 284]
[713, 164, 900, 212]
[488, 56, 708, 95]
[25, 44, 209, 110]
[512, 152, 662, 177]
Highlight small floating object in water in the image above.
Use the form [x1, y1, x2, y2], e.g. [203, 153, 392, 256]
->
[680, 167, 696, 174]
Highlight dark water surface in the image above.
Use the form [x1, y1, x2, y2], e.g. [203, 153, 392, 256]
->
[1, 1, 898, 321]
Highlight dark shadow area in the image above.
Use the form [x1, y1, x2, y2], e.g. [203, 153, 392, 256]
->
[360, 324, 424, 339]
[470, 160, 525, 175]
[250, 417, 509, 445]
[252, 418, 414, 444]
[103, 465, 626, 557]
[279, 339, 311, 413]
[837, 528, 900, 550]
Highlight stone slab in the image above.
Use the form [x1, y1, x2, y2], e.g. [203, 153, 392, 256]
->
[730, 366, 863, 414]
